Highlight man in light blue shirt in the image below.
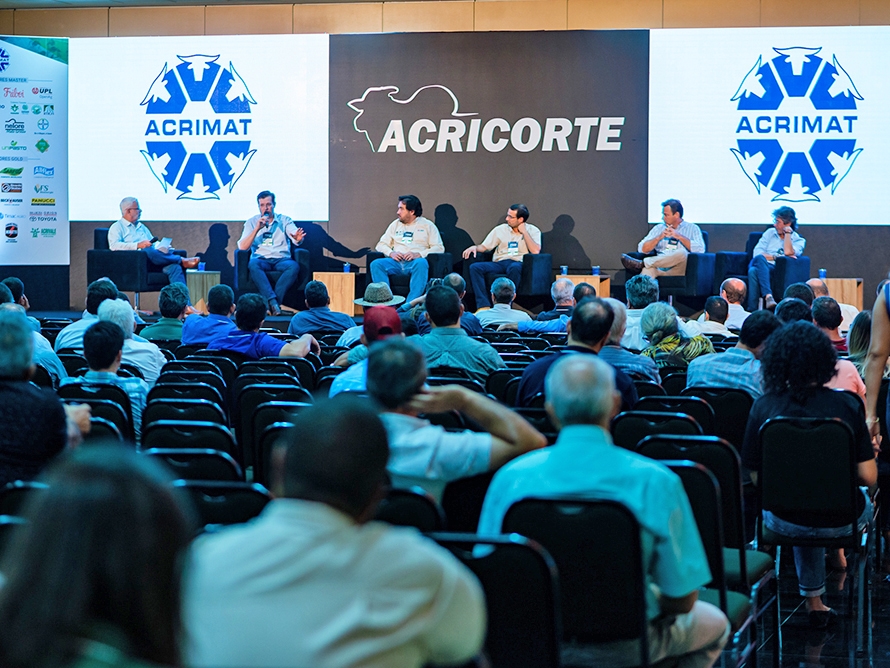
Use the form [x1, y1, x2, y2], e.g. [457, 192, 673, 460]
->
[54, 278, 120, 352]
[478, 355, 729, 667]
[622, 199, 705, 278]
[329, 306, 403, 397]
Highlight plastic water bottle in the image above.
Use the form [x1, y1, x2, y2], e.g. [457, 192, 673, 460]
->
[591, 266, 600, 276]
[818, 268, 827, 279]
[344, 263, 351, 273]
[560, 265, 568, 275]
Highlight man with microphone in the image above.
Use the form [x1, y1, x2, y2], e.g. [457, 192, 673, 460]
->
[238, 190, 306, 316]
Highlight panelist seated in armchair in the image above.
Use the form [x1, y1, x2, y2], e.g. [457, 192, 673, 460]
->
[108, 197, 198, 285]
[748, 206, 806, 310]
[463, 203, 541, 311]
[621, 198, 704, 277]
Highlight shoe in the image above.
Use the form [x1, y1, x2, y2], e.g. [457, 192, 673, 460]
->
[764, 294, 777, 310]
[621, 254, 644, 271]
[279, 305, 297, 314]
[181, 257, 200, 269]
[268, 301, 282, 317]
[808, 608, 839, 629]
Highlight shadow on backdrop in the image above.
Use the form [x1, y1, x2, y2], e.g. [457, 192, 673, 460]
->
[541, 214, 591, 271]
[298, 221, 370, 273]
[434, 203, 474, 273]
[197, 223, 235, 288]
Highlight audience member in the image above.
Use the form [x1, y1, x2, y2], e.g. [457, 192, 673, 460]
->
[54, 278, 119, 351]
[0, 310, 67, 486]
[783, 282, 815, 306]
[61, 321, 149, 439]
[597, 298, 660, 383]
[140, 283, 190, 341]
[181, 284, 238, 346]
[420, 286, 505, 383]
[808, 278, 859, 332]
[698, 278, 749, 330]
[537, 278, 576, 321]
[286, 280, 355, 337]
[336, 283, 405, 348]
[0, 301, 66, 386]
[498, 281, 597, 334]
[866, 281, 890, 450]
[812, 296, 847, 352]
[415, 273, 482, 336]
[686, 310, 782, 399]
[475, 277, 531, 328]
[847, 311, 887, 379]
[208, 293, 319, 361]
[0, 446, 195, 668]
[697, 296, 736, 337]
[640, 302, 715, 368]
[368, 339, 545, 500]
[329, 306, 405, 396]
[516, 297, 638, 410]
[742, 321, 876, 626]
[479, 354, 730, 666]
[1, 277, 40, 331]
[622, 274, 699, 350]
[98, 298, 167, 386]
[185, 395, 485, 668]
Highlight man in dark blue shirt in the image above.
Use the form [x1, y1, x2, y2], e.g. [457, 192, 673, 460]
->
[516, 297, 638, 411]
[287, 280, 355, 337]
[181, 284, 238, 346]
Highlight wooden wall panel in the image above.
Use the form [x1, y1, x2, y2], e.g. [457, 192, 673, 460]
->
[663, 0, 759, 27]
[14, 8, 108, 37]
[205, 4, 293, 35]
[109, 6, 205, 37]
[474, 0, 567, 31]
[568, 0, 662, 30]
[383, 1, 474, 32]
[294, 3, 383, 33]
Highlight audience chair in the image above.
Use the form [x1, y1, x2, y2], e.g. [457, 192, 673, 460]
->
[196, 348, 250, 368]
[84, 417, 123, 443]
[440, 471, 496, 533]
[141, 420, 238, 461]
[486, 369, 524, 405]
[610, 410, 702, 450]
[187, 353, 238, 389]
[365, 251, 453, 299]
[58, 384, 134, 440]
[712, 231, 811, 302]
[236, 385, 313, 462]
[373, 487, 446, 532]
[0, 515, 27, 559]
[0, 480, 49, 516]
[499, 353, 537, 368]
[462, 250, 552, 304]
[143, 399, 226, 427]
[490, 342, 530, 354]
[538, 333, 568, 346]
[502, 498, 650, 665]
[157, 370, 227, 403]
[254, 422, 295, 488]
[682, 386, 754, 450]
[58, 353, 88, 377]
[248, 401, 312, 478]
[238, 359, 301, 380]
[64, 398, 132, 443]
[143, 448, 243, 482]
[30, 364, 55, 390]
[478, 331, 521, 344]
[504, 377, 522, 407]
[258, 356, 316, 390]
[174, 480, 273, 528]
[517, 337, 552, 351]
[635, 396, 715, 435]
[659, 371, 688, 396]
[426, 377, 486, 393]
[632, 380, 666, 399]
[314, 366, 345, 396]
[161, 359, 223, 378]
[430, 533, 562, 668]
[146, 383, 225, 413]
[423, 365, 472, 380]
[117, 362, 145, 380]
[319, 346, 350, 367]
[173, 342, 208, 359]
[512, 407, 558, 444]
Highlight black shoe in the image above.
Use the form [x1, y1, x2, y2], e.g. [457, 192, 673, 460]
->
[808, 608, 839, 629]
[621, 254, 644, 271]
[268, 301, 282, 317]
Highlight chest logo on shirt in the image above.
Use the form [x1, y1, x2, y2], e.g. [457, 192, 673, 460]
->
[140, 54, 257, 201]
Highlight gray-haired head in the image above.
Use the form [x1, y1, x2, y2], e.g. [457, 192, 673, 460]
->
[603, 297, 627, 345]
[367, 338, 427, 411]
[0, 310, 34, 379]
[491, 277, 516, 304]
[625, 274, 659, 309]
[641, 301, 679, 345]
[119, 196, 138, 215]
[545, 354, 616, 428]
[98, 298, 135, 340]
[551, 278, 575, 304]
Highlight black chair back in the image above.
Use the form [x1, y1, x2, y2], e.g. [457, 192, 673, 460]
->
[249, 401, 312, 477]
[187, 353, 238, 389]
[512, 407, 558, 444]
[84, 417, 123, 443]
[174, 480, 272, 527]
[58, 353, 88, 377]
[143, 398, 226, 427]
[161, 359, 223, 378]
[660, 371, 688, 395]
[260, 356, 316, 390]
[441, 471, 496, 533]
[144, 448, 243, 482]
[478, 331, 520, 343]
[426, 377, 485, 393]
[141, 420, 238, 462]
[146, 382, 224, 412]
[31, 365, 55, 390]
[255, 422, 295, 487]
[611, 410, 702, 450]
[636, 396, 715, 435]
[238, 360, 300, 380]
[682, 386, 754, 449]
[0, 481, 49, 515]
[486, 369, 523, 405]
[174, 343, 208, 359]
[157, 370, 227, 402]
[61, 396, 133, 442]
[373, 487, 446, 532]
[632, 380, 666, 398]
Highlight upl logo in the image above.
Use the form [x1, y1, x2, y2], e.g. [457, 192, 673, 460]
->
[730, 46, 863, 202]
[140, 54, 257, 200]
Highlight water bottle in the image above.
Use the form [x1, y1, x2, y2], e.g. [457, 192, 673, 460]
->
[818, 268, 827, 279]
[560, 265, 568, 275]
[591, 265, 600, 276]
[344, 263, 351, 273]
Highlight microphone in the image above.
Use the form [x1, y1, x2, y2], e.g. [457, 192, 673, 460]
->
[149, 236, 159, 243]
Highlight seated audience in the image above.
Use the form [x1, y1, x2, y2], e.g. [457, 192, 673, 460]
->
[1, 276, 40, 331]
[516, 297, 637, 411]
[336, 283, 405, 348]
[0, 446, 196, 668]
[478, 354, 730, 666]
[698, 278, 749, 330]
[208, 293, 319, 361]
[498, 281, 597, 334]
[742, 321, 876, 627]
[54, 278, 119, 351]
[597, 298, 661, 384]
[139, 283, 190, 341]
[420, 286, 505, 383]
[0, 300, 66, 386]
[697, 296, 737, 338]
[475, 277, 532, 328]
[622, 274, 699, 350]
[181, 284, 238, 346]
[184, 396, 486, 668]
[640, 302, 715, 367]
[808, 278, 859, 332]
[329, 306, 404, 396]
[61, 321, 149, 439]
[98, 298, 167, 386]
[0, 310, 67, 486]
[367, 339, 545, 500]
[846, 311, 888, 379]
[537, 278, 577, 321]
[686, 310, 782, 399]
[286, 280, 355, 337]
[415, 273, 482, 336]
[783, 282, 815, 306]
[812, 296, 847, 352]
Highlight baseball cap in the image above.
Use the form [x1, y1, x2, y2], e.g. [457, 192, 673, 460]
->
[363, 306, 402, 342]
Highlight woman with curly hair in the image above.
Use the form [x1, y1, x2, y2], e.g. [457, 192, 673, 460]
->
[639, 301, 715, 368]
[742, 321, 877, 628]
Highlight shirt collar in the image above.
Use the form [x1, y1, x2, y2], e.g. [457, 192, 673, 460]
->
[429, 326, 466, 336]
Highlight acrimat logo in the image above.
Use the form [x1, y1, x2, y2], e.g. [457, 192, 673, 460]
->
[348, 85, 624, 154]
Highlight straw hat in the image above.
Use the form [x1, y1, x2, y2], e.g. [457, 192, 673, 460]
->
[354, 282, 406, 307]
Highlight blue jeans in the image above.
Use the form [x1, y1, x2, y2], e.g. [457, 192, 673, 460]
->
[248, 256, 302, 305]
[764, 489, 873, 597]
[747, 254, 774, 310]
[370, 257, 429, 303]
[470, 259, 522, 309]
[144, 247, 185, 285]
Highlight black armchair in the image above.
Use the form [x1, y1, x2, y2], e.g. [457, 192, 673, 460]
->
[364, 251, 453, 298]
[87, 228, 184, 308]
[713, 231, 810, 308]
[462, 251, 553, 301]
[234, 247, 311, 310]
[625, 231, 715, 306]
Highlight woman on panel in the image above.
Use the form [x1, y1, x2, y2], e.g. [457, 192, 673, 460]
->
[747, 206, 806, 310]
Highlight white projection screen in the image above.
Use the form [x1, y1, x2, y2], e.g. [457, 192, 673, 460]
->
[649, 26, 890, 225]
[69, 34, 329, 222]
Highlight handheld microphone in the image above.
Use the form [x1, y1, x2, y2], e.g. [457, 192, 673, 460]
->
[149, 236, 159, 243]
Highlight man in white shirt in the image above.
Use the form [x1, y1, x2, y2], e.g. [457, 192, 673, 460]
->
[476, 277, 532, 328]
[371, 195, 444, 305]
[97, 298, 167, 387]
[238, 190, 307, 316]
[622, 199, 705, 278]
[697, 297, 737, 338]
[463, 203, 541, 310]
[184, 395, 486, 668]
[807, 278, 859, 333]
[698, 278, 750, 331]
[107, 197, 198, 286]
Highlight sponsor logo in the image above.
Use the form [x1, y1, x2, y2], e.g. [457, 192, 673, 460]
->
[36, 118, 49, 131]
[140, 54, 257, 200]
[0, 167, 22, 176]
[33, 166, 53, 177]
[730, 46, 863, 202]
[35, 138, 48, 153]
[33, 184, 51, 194]
[348, 85, 624, 154]
[29, 227, 55, 239]
[0, 51, 10, 74]
[4, 119, 24, 133]
[2, 182, 22, 193]
[30, 197, 55, 205]
[31, 87, 52, 98]
[0, 78, 24, 83]
[3, 87, 23, 99]
[31, 105, 40, 115]
[1, 140, 25, 151]
[9, 103, 17, 114]
[5, 222, 17, 240]
[0, 156, 25, 162]
[28, 212, 57, 223]
[42, 105, 53, 115]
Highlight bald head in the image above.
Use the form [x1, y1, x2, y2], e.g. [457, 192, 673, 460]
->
[720, 278, 747, 306]
[806, 278, 829, 297]
[545, 355, 618, 429]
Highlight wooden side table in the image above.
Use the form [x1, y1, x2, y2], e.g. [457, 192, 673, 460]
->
[185, 270, 221, 315]
[823, 278, 863, 310]
[558, 274, 611, 298]
[314, 271, 356, 316]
